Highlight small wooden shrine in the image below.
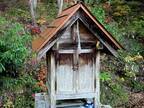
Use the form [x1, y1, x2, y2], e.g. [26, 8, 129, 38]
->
[32, 2, 123, 108]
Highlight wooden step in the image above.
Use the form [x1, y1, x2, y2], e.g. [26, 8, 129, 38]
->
[56, 100, 84, 108]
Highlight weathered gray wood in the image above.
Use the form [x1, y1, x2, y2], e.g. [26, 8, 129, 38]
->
[78, 53, 94, 93]
[78, 15, 118, 57]
[73, 52, 79, 92]
[56, 92, 96, 100]
[40, 8, 118, 108]
[46, 52, 51, 97]
[56, 100, 83, 107]
[50, 53, 56, 108]
[56, 54, 74, 94]
[60, 28, 71, 39]
[94, 51, 101, 108]
[76, 20, 81, 53]
[71, 23, 77, 43]
[57, 49, 94, 54]
[57, 37, 96, 44]
[35, 93, 49, 108]
[37, 14, 79, 59]
[72, 22, 79, 93]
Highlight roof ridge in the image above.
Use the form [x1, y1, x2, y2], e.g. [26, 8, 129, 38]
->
[61, 2, 86, 12]
[32, 2, 123, 57]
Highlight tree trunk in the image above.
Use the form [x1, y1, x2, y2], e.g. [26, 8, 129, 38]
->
[57, 0, 63, 15]
[29, 0, 37, 25]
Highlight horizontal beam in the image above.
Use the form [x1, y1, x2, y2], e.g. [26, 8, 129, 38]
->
[57, 38, 96, 44]
[54, 48, 95, 54]
[56, 92, 96, 100]
[56, 102, 83, 108]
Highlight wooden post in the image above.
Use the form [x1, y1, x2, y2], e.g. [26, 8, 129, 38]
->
[94, 50, 101, 108]
[50, 52, 56, 108]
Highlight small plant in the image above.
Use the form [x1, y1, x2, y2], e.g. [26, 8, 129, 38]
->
[37, 65, 47, 92]
[3, 98, 14, 108]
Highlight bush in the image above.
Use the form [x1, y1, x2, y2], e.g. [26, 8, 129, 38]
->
[0, 16, 42, 108]
[0, 16, 31, 75]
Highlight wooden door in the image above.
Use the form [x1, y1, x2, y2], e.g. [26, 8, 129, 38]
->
[56, 54, 75, 94]
[56, 53, 94, 95]
[77, 53, 94, 93]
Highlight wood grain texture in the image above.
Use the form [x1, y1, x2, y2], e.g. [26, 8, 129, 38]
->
[56, 54, 74, 94]
[50, 52, 56, 108]
[94, 51, 101, 108]
[56, 93, 96, 100]
[78, 53, 94, 93]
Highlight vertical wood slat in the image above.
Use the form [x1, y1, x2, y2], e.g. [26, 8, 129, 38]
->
[94, 51, 101, 108]
[78, 54, 94, 93]
[73, 53, 78, 93]
[50, 52, 56, 108]
[56, 54, 74, 94]
[46, 52, 51, 97]
[73, 22, 79, 93]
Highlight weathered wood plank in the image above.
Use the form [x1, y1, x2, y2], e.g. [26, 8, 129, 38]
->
[78, 53, 94, 93]
[35, 93, 49, 108]
[57, 37, 96, 44]
[56, 100, 83, 108]
[94, 51, 101, 108]
[56, 92, 96, 100]
[56, 54, 74, 94]
[57, 49, 94, 54]
[60, 28, 71, 39]
[37, 14, 79, 59]
[46, 51, 51, 97]
[50, 52, 56, 108]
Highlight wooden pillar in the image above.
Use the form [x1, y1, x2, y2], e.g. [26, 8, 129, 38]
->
[50, 52, 56, 108]
[94, 50, 101, 108]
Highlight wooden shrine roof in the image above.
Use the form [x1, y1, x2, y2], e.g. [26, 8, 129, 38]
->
[32, 2, 123, 58]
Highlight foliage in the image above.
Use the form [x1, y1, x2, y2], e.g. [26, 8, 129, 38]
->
[93, 3, 144, 103]
[110, 0, 144, 55]
[100, 71, 111, 82]
[0, 16, 42, 107]
[0, 72, 43, 107]
[100, 49, 143, 106]
[100, 70, 129, 107]
[0, 16, 31, 74]
[127, 18, 144, 38]
[3, 98, 14, 108]
[14, 95, 34, 108]
[85, 0, 95, 4]
[111, 0, 131, 18]
[37, 2, 57, 22]
[37, 65, 47, 92]
[5, 7, 31, 22]
[91, 4, 123, 42]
